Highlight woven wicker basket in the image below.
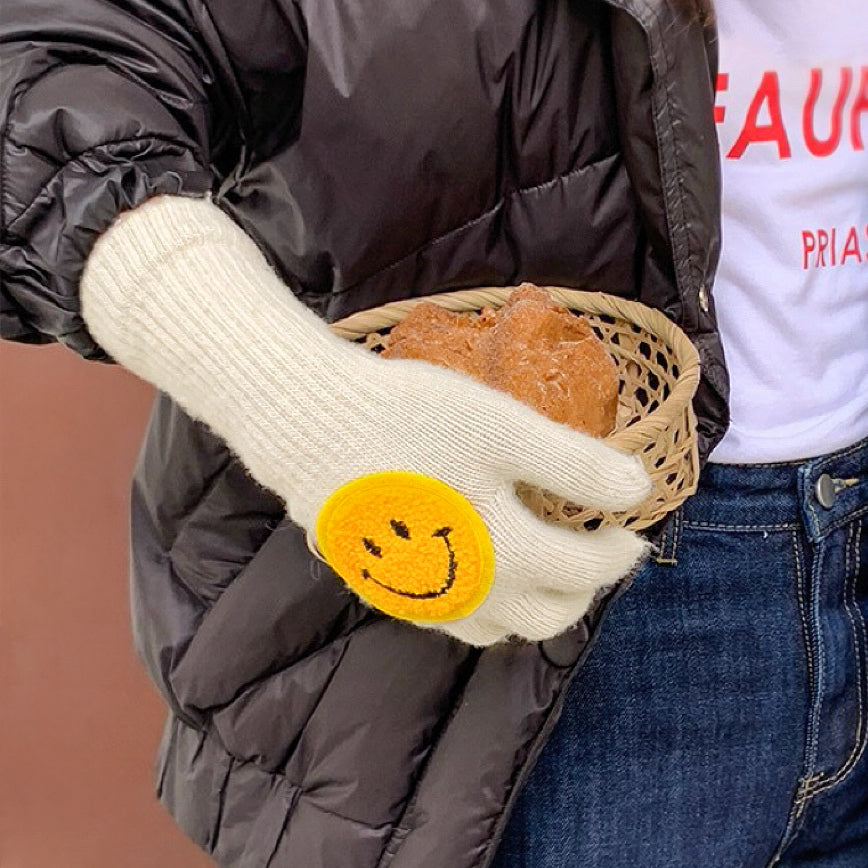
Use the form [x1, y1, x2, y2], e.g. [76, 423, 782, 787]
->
[330, 285, 701, 531]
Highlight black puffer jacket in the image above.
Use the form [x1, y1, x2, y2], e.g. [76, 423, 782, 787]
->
[1, 1, 728, 865]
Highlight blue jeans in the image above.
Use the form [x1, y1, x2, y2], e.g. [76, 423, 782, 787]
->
[491, 436, 868, 868]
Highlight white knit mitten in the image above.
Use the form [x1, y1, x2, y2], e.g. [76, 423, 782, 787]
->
[81, 194, 651, 646]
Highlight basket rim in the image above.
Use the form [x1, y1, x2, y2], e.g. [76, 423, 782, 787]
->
[329, 284, 701, 447]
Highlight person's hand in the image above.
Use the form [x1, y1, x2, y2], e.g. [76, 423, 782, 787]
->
[82, 194, 651, 645]
[269, 339, 651, 645]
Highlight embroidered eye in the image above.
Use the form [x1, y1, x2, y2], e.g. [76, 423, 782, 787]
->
[390, 519, 411, 539]
[362, 537, 383, 557]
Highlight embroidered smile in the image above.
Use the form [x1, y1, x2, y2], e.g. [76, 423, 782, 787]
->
[360, 520, 457, 599]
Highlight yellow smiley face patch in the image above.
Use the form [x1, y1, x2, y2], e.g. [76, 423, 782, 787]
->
[316, 471, 496, 621]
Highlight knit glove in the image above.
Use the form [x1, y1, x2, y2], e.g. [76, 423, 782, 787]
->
[81, 194, 652, 646]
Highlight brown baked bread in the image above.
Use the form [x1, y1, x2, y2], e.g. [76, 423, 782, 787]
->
[379, 301, 493, 379]
[382, 284, 619, 436]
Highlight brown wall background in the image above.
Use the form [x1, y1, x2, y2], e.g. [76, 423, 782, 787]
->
[1, 341, 214, 868]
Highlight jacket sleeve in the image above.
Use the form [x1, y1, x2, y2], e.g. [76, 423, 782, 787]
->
[0, 0, 246, 360]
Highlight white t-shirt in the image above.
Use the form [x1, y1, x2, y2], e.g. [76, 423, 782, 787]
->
[710, 0, 868, 463]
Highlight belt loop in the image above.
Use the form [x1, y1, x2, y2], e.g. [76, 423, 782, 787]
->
[654, 507, 683, 566]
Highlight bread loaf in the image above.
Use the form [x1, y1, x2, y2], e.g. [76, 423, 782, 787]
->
[382, 284, 619, 436]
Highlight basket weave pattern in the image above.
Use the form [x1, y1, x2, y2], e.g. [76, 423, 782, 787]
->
[330, 285, 700, 531]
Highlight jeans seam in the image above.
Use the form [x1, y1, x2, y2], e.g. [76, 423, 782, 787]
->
[811, 438, 868, 474]
[806, 544, 827, 778]
[805, 522, 867, 795]
[655, 508, 682, 564]
[669, 509, 681, 563]
[810, 503, 868, 541]
[681, 520, 797, 532]
[793, 528, 816, 710]
[764, 529, 817, 868]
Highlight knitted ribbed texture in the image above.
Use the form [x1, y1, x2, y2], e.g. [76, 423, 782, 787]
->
[81, 194, 651, 645]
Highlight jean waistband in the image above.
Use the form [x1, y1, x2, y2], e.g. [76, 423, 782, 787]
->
[680, 435, 868, 542]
